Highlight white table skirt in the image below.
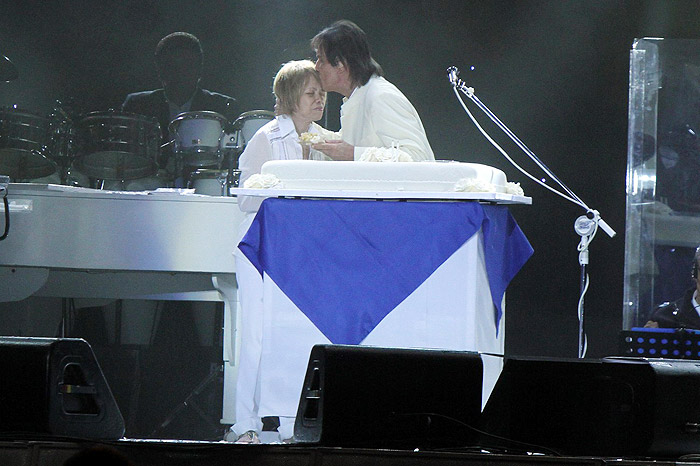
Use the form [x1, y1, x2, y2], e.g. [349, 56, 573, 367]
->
[255, 229, 504, 420]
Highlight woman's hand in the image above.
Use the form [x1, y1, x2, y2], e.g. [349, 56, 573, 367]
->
[312, 140, 354, 161]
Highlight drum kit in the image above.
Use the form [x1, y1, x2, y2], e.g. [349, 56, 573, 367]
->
[0, 54, 274, 195]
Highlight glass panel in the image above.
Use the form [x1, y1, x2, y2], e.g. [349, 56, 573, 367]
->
[625, 38, 700, 328]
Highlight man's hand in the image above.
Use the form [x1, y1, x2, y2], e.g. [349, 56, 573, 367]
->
[312, 140, 354, 161]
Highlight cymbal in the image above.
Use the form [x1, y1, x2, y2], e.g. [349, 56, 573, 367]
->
[0, 55, 18, 82]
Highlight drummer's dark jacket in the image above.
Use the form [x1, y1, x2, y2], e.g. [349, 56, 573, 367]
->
[646, 288, 700, 329]
[121, 87, 239, 169]
[121, 87, 240, 142]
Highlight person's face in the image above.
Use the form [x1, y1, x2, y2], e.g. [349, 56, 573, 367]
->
[292, 76, 326, 123]
[314, 49, 348, 95]
[158, 48, 201, 98]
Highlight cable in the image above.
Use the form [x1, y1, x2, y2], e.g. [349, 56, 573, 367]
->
[575, 220, 596, 359]
[391, 411, 563, 456]
[0, 196, 8, 241]
[0, 174, 8, 241]
[577, 272, 590, 358]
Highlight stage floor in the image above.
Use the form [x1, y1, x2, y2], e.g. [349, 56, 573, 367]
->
[3, 439, 698, 466]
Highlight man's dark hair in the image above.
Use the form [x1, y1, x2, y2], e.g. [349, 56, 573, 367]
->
[155, 32, 203, 67]
[311, 20, 382, 87]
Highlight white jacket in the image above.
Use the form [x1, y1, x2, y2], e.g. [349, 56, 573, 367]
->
[340, 75, 435, 161]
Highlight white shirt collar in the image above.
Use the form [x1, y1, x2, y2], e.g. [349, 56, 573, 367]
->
[277, 113, 319, 138]
[277, 114, 299, 138]
[342, 86, 359, 104]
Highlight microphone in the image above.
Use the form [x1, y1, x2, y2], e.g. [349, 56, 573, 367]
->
[447, 66, 459, 85]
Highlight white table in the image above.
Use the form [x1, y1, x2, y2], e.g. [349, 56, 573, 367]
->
[235, 195, 532, 424]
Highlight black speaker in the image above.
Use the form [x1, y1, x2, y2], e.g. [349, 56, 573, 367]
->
[294, 344, 483, 449]
[0, 337, 124, 439]
[480, 356, 700, 458]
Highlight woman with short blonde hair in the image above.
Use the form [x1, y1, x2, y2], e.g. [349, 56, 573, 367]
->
[230, 59, 337, 445]
[238, 60, 336, 195]
[273, 60, 323, 116]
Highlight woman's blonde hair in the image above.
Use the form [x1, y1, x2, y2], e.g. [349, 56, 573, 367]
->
[273, 60, 322, 116]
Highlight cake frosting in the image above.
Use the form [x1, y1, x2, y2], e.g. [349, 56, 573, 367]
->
[252, 160, 521, 194]
[358, 146, 413, 163]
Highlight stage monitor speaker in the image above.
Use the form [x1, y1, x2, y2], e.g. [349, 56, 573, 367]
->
[0, 336, 125, 440]
[293, 344, 483, 449]
[479, 356, 700, 458]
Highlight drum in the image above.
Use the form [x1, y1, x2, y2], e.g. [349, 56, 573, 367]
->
[225, 110, 275, 152]
[0, 107, 56, 180]
[169, 111, 227, 167]
[187, 168, 239, 196]
[75, 111, 160, 180]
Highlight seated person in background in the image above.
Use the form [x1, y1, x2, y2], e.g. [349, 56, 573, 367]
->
[122, 32, 239, 185]
[310, 20, 435, 162]
[645, 245, 700, 329]
[230, 60, 336, 444]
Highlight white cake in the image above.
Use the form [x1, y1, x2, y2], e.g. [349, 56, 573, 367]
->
[256, 160, 515, 193]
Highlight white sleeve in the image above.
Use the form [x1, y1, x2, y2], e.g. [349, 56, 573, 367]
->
[237, 129, 272, 213]
[360, 89, 434, 161]
[315, 124, 341, 141]
[309, 123, 340, 161]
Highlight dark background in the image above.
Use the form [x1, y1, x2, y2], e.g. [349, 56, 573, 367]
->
[0, 0, 697, 436]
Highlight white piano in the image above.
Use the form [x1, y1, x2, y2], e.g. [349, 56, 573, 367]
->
[0, 183, 245, 424]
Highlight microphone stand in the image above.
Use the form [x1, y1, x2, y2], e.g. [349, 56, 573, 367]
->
[447, 66, 616, 358]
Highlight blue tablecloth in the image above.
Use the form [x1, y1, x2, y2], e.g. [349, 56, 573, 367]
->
[240, 198, 532, 345]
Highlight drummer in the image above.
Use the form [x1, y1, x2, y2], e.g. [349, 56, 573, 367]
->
[121, 32, 239, 184]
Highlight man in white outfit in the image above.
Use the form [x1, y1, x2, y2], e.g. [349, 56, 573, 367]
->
[311, 20, 435, 162]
